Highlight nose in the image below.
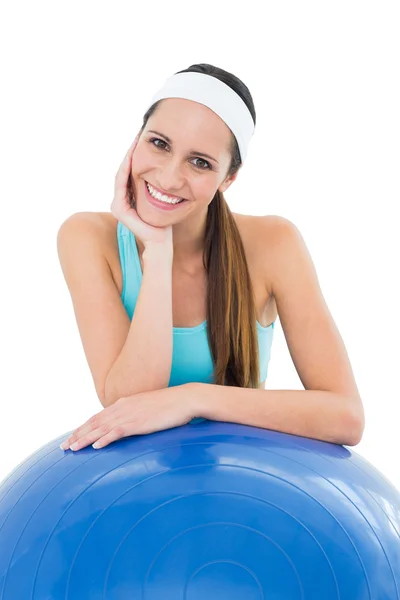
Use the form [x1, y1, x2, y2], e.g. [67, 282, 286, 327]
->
[156, 157, 186, 196]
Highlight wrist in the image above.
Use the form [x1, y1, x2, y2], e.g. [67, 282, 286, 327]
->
[143, 243, 173, 263]
[186, 382, 212, 419]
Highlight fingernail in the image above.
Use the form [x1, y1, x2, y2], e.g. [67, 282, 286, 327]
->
[60, 441, 69, 450]
[70, 442, 79, 451]
[92, 442, 101, 449]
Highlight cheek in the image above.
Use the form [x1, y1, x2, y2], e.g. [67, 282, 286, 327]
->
[130, 152, 147, 177]
[200, 180, 218, 199]
[130, 144, 158, 175]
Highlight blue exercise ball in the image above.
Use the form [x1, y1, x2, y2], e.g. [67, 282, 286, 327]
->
[1, 421, 399, 599]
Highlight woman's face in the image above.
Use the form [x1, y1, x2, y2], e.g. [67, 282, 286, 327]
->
[130, 98, 238, 223]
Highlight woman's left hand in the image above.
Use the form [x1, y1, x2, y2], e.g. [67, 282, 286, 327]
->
[60, 383, 200, 451]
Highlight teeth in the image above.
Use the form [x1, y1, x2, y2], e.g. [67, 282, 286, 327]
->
[146, 182, 184, 204]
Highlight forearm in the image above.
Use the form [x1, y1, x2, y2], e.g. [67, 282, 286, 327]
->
[104, 245, 173, 406]
[193, 384, 364, 446]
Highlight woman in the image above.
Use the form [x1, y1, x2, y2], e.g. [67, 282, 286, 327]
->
[57, 63, 364, 451]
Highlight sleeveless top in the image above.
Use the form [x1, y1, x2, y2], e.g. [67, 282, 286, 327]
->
[117, 221, 275, 389]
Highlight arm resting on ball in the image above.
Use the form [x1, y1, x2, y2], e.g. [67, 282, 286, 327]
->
[192, 384, 365, 447]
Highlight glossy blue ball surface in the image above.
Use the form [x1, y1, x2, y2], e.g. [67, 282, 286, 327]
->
[1, 421, 399, 599]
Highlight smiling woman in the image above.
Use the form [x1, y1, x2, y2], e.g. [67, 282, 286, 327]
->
[57, 63, 271, 401]
[57, 62, 364, 449]
[93, 64, 266, 396]
[129, 65, 263, 389]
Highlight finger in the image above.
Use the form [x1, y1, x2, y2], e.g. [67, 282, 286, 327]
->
[68, 422, 118, 451]
[60, 407, 113, 449]
[130, 134, 140, 153]
[115, 136, 139, 185]
[112, 137, 140, 210]
[63, 414, 101, 447]
[66, 405, 126, 451]
[124, 137, 138, 160]
[92, 423, 133, 449]
[68, 395, 126, 446]
[71, 418, 132, 451]
[114, 167, 133, 201]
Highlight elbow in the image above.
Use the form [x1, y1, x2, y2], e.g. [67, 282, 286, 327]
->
[344, 402, 365, 447]
[102, 372, 123, 407]
[100, 391, 119, 408]
[97, 391, 109, 408]
[345, 427, 364, 447]
[97, 385, 117, 409]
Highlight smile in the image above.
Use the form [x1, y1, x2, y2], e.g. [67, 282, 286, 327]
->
[144, 180, 188, 210]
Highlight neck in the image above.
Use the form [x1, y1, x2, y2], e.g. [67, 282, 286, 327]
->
[172, 209, 208, 260]
[136, 212, 208, 273]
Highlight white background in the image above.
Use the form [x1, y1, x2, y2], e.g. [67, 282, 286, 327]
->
[1, 1, 399, 489]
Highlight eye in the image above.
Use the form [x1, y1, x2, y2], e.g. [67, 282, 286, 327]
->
[192, 157, 211, 170]
[147, 137, 212, 171]
[150, 137, 167, 150]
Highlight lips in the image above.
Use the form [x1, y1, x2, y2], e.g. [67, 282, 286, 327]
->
[143, 179, 188, 211]
[145, 181, 186, 202]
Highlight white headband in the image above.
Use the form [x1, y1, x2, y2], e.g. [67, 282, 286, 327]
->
[147, 72, 255, 163]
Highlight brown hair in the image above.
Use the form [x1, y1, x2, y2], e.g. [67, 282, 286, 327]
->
[139, 63, 259, 388]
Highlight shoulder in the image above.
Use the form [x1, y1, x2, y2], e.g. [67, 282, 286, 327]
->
[58, 211, 107, 232]
[57, 211, 117, 250]
[260, 215, 305, 264]
[240, 214, 301, 295]
[57, 211, 127, 299]
[255, 215, 321, 310]
[57, 212, 120, 282]
[235, 213, 296, 242]
[254, 214, 299, 241]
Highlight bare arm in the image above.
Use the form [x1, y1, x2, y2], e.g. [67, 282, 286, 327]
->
[192, 384, 364, 446]
[103, 244, 174, 406]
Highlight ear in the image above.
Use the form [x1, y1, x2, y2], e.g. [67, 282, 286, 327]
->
[218, 170, 240, 194]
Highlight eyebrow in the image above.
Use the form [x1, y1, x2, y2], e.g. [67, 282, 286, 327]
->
[147, 130, 219, 164]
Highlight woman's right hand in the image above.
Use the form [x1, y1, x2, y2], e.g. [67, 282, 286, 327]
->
[110, 136, 173, 249]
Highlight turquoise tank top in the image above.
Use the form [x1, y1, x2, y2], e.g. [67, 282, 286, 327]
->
[117, 221, 275, 388]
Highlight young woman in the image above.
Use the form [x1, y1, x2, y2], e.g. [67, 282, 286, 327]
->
[57, 63, 364, 451]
